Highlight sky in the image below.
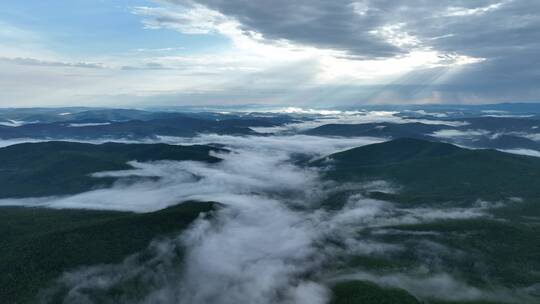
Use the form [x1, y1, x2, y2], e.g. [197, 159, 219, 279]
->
[0, 0, 538, 107]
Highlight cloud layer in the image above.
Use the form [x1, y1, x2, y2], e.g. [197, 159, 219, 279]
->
[1, 1, 538, 105]
[0, 131, 526, 303]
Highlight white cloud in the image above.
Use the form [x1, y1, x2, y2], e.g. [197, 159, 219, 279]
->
[132, 4, 227, 35]
[68, 122, 111, 127]
[0, 134, 382, 211]
[370, 23, 421, 48]
[0, 57, 106, 69]
[1, 133, 518, 303]
[0, 138, 48, 147]
[521, 133, 540, 141]
[0, 119, 35, 127]
[0, 127, 520, 304]
[121, 3, 486, 103]
[499, 148, 540, 158]
[251, 109, 468, 134]
[431, 129, 490, 139]
[445, 2, 506, 17]
[0, 0, 492, 106]
[350, 1, 370, 16]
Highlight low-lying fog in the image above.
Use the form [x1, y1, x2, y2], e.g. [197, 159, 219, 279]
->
[1, 111, 538, 303]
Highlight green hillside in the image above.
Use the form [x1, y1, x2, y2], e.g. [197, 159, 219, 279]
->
[330, 280, 512, 304]
[0, 202, 217, 304]
[331, 280, 420, 304]
[319, 138, 540, 203]
[0, 141, 223, 198]
[318, 138, 540, 303]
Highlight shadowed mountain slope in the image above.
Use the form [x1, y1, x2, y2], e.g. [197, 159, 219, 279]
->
[0, 141, 223, 198]
[318, 138, 540, 202]
[0, 201, 217, 304]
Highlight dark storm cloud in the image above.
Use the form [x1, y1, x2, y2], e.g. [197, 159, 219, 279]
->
[408, 0, 540, 59]
[400, 0, 540, 100]
[167, 0, 540, 102]
[171, 0, 406, 58]
[174, 0, 538, 58]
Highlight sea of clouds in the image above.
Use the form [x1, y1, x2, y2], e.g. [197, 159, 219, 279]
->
[0, 112, 537, 303]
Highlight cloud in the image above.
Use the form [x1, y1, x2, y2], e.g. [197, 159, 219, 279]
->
[2, 132, 519, 303]
[521, 133, 540, 141]
[37, 187, 495, 303]
[430, 129, 490, 139]
[141, 0, 538, 104]
[29, 134, 335, 303]
[0, 119, 35, 127]
[1, 1, 539, 105]
[39, 234, 191, 304]
[0, 134, 383, 211]
[0, 138, 49, 148]
[499, 148, 540, 158]
[327, 193, 488, 232]
[132, 4, 228, 35]
[156, 0, 404, 59]
[251, 110, 468, 134]
[120, 62, 174, 70]
[68, 122, 112, 127]
[444, 2, 506, 17]
[166, 133, 385, 156]
[159, 0, 512, 63]
[0, 57, 105, 69]
[35, 171, 495, 303]
[173, 195, 326, 304]
[103, 0, 510, 106]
